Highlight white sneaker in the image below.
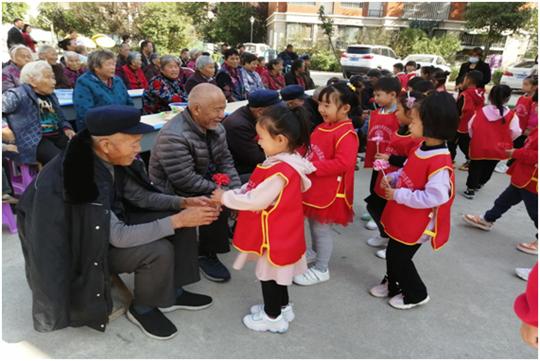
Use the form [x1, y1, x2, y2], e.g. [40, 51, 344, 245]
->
[388, 294, 430, 310]
[360, 211, 371, 221]
[515, 267, 532, 281]
[375, 248, 387, 259]
[242, 310, 289, 333]
[367, 235, 389, 247]
[293, 267, 330, 286]
[365, 220, 378, 230]
[305, 249, 317, 264]
[250, 303, 295, 322]
[494, 162, 509, 174]
[369, 281, 389, 298]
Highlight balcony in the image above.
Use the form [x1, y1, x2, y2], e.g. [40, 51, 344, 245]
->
[402, 2, 451, 21]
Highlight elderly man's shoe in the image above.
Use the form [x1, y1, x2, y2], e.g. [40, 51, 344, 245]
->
[126, 304, 177, 340]
[199, 254, 231, 282]
[159, 290, 213, 313]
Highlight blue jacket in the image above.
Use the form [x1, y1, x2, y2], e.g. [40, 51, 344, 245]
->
[73, 71, 134, 130]
[2, 84, 72, 164]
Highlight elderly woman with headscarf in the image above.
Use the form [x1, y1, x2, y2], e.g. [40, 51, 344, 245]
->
[73, 49, 134, 130]
[62, 50, 85, 88]
[184, 55, 217, 94]
[142, 55, 187, 114]
[2, 45, 32, 92]
[2, 60, 75, 165]
[143, 52, 161, 82]
[119, 51, 148, 90]
[38, 44, 71, 89]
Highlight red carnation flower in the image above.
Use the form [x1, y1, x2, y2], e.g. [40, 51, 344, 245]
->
[153, 80, 161, 89]
[212, 173, 231, 187]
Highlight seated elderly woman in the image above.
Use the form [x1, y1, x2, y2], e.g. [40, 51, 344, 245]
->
[38, 45, 71, 89]
[2, 60, 75, 165]
[2, 45, 32, 92]
[186, 48, 201, 70]
[62, 51, 85, 88]
[73, 49, 134, 131]
[142, 55, 187, 114]
[184, 55, 217, 94]
[119, 51, 149, 90]
[143, 52, 160, 82]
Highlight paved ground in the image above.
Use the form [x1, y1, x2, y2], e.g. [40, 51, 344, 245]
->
[2, 149, 538, 358]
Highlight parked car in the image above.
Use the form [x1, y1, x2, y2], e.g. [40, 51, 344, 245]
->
[340, 44, 400, 78]
[500, 60, 537, 90]
[401, 54, 451, 73]
[244, 43, 270, 57]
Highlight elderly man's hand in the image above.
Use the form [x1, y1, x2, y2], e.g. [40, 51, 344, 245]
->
[181, 196, 214, 208]
[4, 144, 18, 153]
[170, 207, 219, 228]
[2, 127, 15, 143]
[64, 129, 76, 139]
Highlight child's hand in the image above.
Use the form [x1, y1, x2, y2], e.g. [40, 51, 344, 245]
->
[4, 144, 18, 153]
[64, 128, 76, 139]
[181, 196, 214, 209]
[375, 153, 389, 161]
[2, 127, 15, 143]
[381, 176, 395, 200]
[211, 188, 225, 206]
[505, 148, 515, 158]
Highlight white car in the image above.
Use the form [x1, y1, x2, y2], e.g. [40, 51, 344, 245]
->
[500, 60, 537, 90]
[340, 44, 400, 78]
[244, 43, 270, 57]
[401, 54, 451, 73]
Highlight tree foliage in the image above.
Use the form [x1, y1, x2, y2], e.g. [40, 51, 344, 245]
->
[2, 2, 28, 22]
[204, 2, 266, 45]
[317, 5, 339, 62]
[391, 29, 425, 58]
[464, 2, 533, 54]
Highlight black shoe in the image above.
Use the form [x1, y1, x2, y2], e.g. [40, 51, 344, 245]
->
[126, 304, 177, 340]
[160, 291, 213, 313]
[199, 254, 231, 282]
[463, 189, 475, 199]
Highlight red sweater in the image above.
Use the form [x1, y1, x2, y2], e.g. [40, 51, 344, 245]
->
[515, 95, 534, 132]
[514, 263, 538, 327]
[121, 64, 149, 90]
[508, 127, 538, 193]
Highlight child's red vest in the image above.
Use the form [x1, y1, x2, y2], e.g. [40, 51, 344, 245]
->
[303, 121, 357, 210]
[374, 132, 422, 198]
[365, 109, 399, 168]
[381, 147, 455, 250]
[515, 95, 534, 132]
[457, 87, 484, 133]
[469, 108, 514, 160]
[233, 162, 306, 266]
[508, 127, 538, 194]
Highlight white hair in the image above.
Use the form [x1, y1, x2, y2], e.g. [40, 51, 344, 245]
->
[195, 55, 214, 70]
[20, 60, 52, 84]
[63, 51, 79, 60]
[9, 44, 31, 59]
[37, 44, 56, 57]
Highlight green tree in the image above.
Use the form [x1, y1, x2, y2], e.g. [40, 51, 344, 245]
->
[411, 34, 462, 62]
[391, 28, 427, 58]
[204, 3, 265, 46]
[2, 2, 28, 22]
[317, 5, 339, 63]
[464, 2, 534, 55]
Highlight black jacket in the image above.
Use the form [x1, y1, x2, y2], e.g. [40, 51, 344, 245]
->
[303, 97, 324, 131]
[457, 60, 491, 88]
[7, 26, 24, 49]
[17, 130, 162, 332]
[222, 105, 265, 176]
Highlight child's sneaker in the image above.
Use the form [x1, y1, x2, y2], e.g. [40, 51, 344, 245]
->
[516, 241, 538, 255]
[515, 267, 532, 281]
[462, 189, 476, 199]
[369, 280, 390, 298]
[365, 220, 378, 230]
[388, 294, 430, 310]
[250, 303, 295, 322]
[293, 267, 330, 286]
[367, 235, 388, 247]
[494, 162, 509, 174]
[375, 248, 386, 259]
[462, 214, 493, 231]
[242, 310, 289, 333]
[360, 212, 372, 222]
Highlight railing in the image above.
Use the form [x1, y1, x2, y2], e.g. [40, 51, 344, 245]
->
[402, 2, 451, 21]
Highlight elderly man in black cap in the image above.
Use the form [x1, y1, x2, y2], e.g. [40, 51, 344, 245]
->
[223, 88, 282, 182]
[17, 104, 219, 340]
[149, 83, 241, 284]
[280, 84, 306, 109]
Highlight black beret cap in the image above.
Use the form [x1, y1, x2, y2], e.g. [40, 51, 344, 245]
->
[247, 89, 281, 108]
[280, 85, 306, 101]
[85, 105, 154, 136]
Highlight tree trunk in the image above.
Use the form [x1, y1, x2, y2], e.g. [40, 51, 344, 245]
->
[327, 34, 340, 63]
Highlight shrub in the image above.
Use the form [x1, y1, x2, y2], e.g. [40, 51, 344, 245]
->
[492, 69, 503, 85]
[449, 66, 460, 82]
[309, 49, 341, 72]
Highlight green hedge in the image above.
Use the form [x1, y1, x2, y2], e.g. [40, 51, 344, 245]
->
[307, 49, 341, 72]
[492, 69, 503, 85]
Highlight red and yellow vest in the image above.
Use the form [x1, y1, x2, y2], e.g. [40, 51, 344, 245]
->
[381, 147, 455, 250]
[365, 109, 399, 168]
[233, 162, 306, 266]
[469, 109, 514, 160]
[508, 127, 538, 194]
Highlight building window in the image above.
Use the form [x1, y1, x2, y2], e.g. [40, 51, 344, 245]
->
[403, 2, 451, 21]
[289, 2, 316, 5]
[336, 26, 361, 49]
[367, 2, 384, 17]
[341, 2, 363, 9]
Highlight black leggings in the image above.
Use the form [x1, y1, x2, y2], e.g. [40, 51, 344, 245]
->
[466, 159, 499, 190]
[365, 193, 388, 238]
[449, 132, 470, 161]
[36, 133, 69, 165]
[261, 280, 289, 318]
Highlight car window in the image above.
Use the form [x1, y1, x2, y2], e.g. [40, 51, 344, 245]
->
[514, 61, 535, 68]
[380, 48, 389, 57]
[346, 47, 372, 54]
[436, 57, 444, 65]
[388, 49, 397, 59]
[371, 48, 382, 55]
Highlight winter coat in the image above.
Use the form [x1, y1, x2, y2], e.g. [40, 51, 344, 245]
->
[184, 70, 217, 95]
[2, 62, 21, 92]
[2, 84, 72, 164]
[149, 108, 241, 197]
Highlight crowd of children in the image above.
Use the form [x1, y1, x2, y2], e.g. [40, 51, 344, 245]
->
[211, 59, 537, 338]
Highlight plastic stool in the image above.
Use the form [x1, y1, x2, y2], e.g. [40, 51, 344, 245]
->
[2, 202, 17, 233]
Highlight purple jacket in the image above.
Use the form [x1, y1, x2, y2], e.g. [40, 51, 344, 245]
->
[2, 63, 21, 93]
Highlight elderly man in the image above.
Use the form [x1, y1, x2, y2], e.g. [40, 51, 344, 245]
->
[184, 55, 217, 94]
[18, 104, 219, 340]
[222, 89, 281, 181]
[149, 83, 241, 282]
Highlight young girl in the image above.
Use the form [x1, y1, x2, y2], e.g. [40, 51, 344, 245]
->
[293, 81, 359, 286]
[212, 105, 315, 333]
[515, 76, 538, 145]
[370, 91, 458, 310]
[366, 91, 425, 255]
[431, 68, 449, 92]
[464, 85, 521, 199]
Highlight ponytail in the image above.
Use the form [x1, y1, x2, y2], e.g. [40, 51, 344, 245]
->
[259, 104, 311, 153]
[488, 85, 512, 123]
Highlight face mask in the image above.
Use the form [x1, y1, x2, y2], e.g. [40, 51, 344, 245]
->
[469, 56, 479, 64]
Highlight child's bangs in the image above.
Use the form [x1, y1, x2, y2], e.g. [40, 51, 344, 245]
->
[318, 87, 341, 105]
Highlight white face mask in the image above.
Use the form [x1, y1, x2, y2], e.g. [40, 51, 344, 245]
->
[469, 56, 479, 64]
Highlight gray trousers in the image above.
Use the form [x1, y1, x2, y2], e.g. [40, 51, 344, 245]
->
[108, 212, 200, 308]
[308, 219, 334, 272]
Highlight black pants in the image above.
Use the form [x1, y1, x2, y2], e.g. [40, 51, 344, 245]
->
[466, 159, 499, 190]
[199, 208, 231, 256]
[449, 132, 470, 161]
[484, 184, 538, 237]
[261, 280, 289, 318]
[108, 211, 200, 308]
[365, 193, 388, 238]
[507, 135, 527, 167]
[368, 169, 379, 196]
[36, 133, 69, 165]
[386, 238, 427, 304]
